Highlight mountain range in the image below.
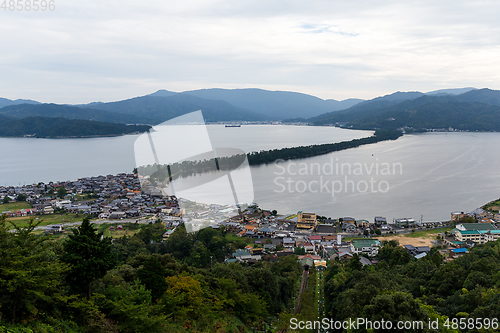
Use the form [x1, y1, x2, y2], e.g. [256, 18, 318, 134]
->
[308, 88, 500, 131]
[3, 86, 500, 135]
[0, 88, 366, 124]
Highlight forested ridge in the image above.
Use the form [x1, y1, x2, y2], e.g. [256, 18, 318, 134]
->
[0, 116, 151, 138]
[0, 216, 302, 332]
[3, 213, 500, 332]
[311, 89, 500, 132]
[325, 240, 500, 333]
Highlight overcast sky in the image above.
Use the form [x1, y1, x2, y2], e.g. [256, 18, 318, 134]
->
[1, 0, 500, 103]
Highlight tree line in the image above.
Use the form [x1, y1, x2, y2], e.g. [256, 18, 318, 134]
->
[139, 129, 403, 182]
[0, 216, 303, 332]
[324, 239, 500, 332]
[0, 116, 151, 138]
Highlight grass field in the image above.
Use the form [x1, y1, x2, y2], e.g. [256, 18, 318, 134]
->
[403, 226, 453, 238]
[342, 227, 453, 246]
[376, 227, 453, 247]
[6, 214, 90, 229]
[0, 201, 32, 212]
[224, 233, 253, 249]
[31, 222, 141, 240]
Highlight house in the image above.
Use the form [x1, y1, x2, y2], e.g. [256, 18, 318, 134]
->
[258, 227, 276, 237]
[244, 230, 256, 238]
[451, 212, 469, 221]
[233, 249, 251, 258]
[404, 245, 418, 256]
[296, 211, 317, 229]
[323, 235, 336, 242]
[299, 256, 314, 269]
[416, 246, 431, 253]
[283, 237, 295, 248]
[342, 222, 357, 233]
[276, 249, 294, 257]
[337, 251, 353, 262]
[356, 220, 370, 228]
[237, 255, 262, 263]
[394, 218, 416, 228]
[308, 235, 322, 243]
[450, 248, 468, 258]
[359, 257, 373, 267]
[109, 211, 126, 219]
[263, 243, 276, 252]
[350, 239, 381, 257]
[298, 242, 314, 252]
[250, 247, 264, 255]
[451, 248, 468, 254]
[343, 217, 356, 224]
[374, 216, 386, 226]
[414, 253, 427, 260]
[471, 208, 489, 219]
[298, 254, 321, 261]
[244, 224, 257, 232]
[479, 218, 496, 224]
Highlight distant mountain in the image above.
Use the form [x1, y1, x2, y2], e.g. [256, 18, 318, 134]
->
[311, 88, 500, 131]
[85, 94, 268, 123]
[348, 99, 500, 131]
[0, 116, 151, 138]
[455, 88, 500, 106]
[177, 88, 364, 120]
[310, 91, 426, 125]
[148, 89, 178, 97]
[0, 103, 152, 124]
[0, 97, 40, 109]
[425, 87, 477, 96]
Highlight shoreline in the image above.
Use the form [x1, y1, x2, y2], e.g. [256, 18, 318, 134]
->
[0, 131, 146, 139]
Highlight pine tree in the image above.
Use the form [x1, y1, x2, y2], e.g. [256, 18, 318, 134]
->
[0, 216, 67, 324]
[61, 217, 116, 299]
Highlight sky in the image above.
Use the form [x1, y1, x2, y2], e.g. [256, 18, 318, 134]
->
[1, 0, 500, 104]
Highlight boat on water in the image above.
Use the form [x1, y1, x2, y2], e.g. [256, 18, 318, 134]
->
[225, 124, 241, 127]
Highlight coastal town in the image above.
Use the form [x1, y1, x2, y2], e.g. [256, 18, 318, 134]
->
[2, 172, 500, 268]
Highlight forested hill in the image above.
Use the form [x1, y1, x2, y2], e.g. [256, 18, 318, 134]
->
[325, 239, 500, 331]
[310, 88, 500, 131]
[0, 216, 303, 332]
[83, 94, 269, 123]
[176, 88, 364, 119]
[347, 99, 500, 131]
[0, 116, 151, 138]
[0, 103, 154, 124]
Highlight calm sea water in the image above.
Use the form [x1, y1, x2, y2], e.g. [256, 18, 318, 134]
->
[1, 126, 499, 221]
[0, 125, 371, 186]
